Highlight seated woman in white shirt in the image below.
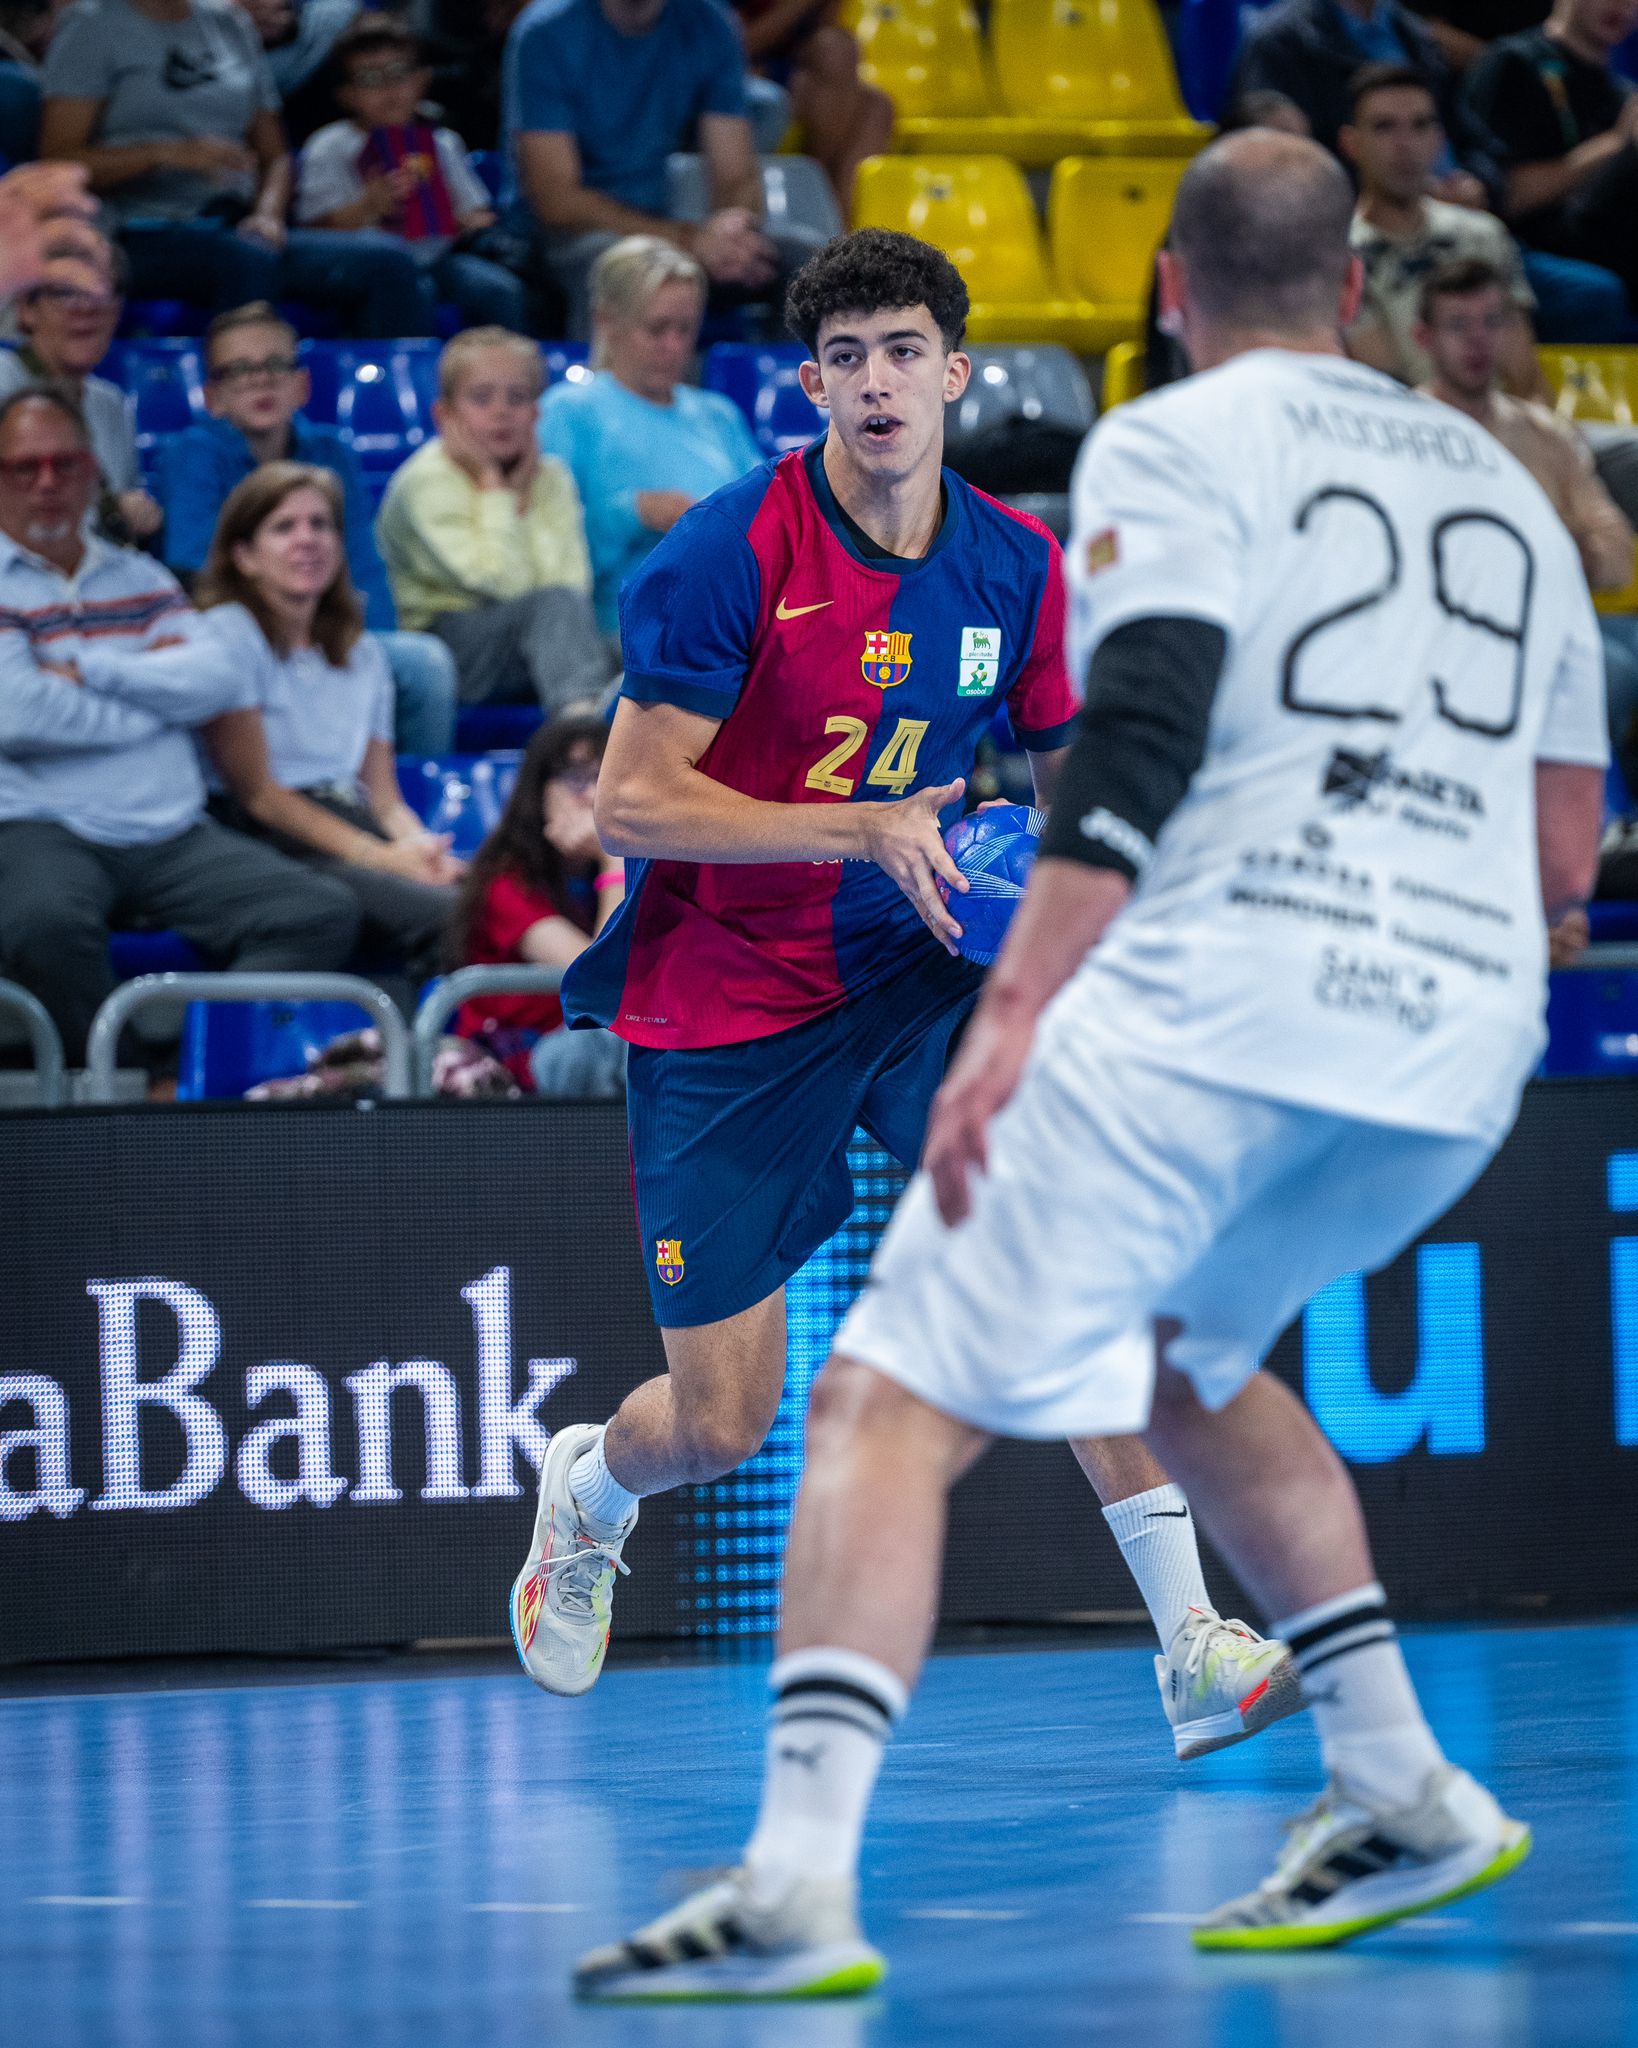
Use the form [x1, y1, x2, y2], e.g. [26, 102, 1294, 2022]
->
[197, 461, 463, 986]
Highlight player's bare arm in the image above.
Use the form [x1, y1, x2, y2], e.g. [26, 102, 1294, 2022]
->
[1535, 760, 1605, 920]
[596, 694, 971, 952]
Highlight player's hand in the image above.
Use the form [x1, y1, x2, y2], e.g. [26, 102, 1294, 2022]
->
[860, 777, 968, 955]
[1548, 905, 1590, 969]
[923, 997, 1036, 1226]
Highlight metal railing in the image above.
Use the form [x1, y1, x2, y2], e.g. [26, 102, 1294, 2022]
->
[412, 965, 564, 1097]
[0, 977, 66, 1108]
[84, 973, 412, 1104]
[1567, 942, 1638, 970]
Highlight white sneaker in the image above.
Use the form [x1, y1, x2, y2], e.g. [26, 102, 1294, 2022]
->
[1157, 1605, 1304, 1760]
[509, 1422, 634, 1697]
[574, 1869, 885, 2002]
[1194, 1763, 1531, 1950]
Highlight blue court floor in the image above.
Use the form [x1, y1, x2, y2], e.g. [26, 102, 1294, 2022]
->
[4, 1623, 1637, 2048]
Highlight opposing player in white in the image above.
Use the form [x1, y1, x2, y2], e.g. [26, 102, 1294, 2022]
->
[573, 132, 1608, 1998]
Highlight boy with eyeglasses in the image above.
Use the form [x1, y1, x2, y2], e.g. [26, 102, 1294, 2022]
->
[298, 17, 542, 335]
[154, 300, 458, 754]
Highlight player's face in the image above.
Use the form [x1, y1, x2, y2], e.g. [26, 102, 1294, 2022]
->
[801, 307, 969, 485]
[1419, 288, 1511, 399]
[1349, 89, 1443, 203]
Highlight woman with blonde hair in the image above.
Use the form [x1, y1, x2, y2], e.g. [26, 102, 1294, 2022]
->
[540, 236, 762, 638]
[197, 460, 462, 985]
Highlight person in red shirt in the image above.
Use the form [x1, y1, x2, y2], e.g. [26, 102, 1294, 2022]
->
[450, 713, 626, 1090]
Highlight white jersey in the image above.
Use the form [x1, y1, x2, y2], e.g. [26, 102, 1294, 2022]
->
[1064, 349, 1608, 1145]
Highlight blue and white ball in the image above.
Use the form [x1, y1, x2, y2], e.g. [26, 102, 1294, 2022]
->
[939, 803, 1045, 966]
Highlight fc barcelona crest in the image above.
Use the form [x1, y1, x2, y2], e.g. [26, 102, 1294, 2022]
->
[656, 1238, 685, 1286]
[861, 629, 912, 690]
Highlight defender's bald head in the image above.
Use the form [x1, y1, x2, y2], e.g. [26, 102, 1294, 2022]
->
[1169, 132, 1355, 333]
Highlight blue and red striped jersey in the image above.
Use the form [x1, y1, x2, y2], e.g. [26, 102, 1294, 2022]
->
[564, 440, 1079, 1048]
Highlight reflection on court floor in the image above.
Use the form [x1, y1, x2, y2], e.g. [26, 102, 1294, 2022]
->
[4, 1624, 1636, 2048]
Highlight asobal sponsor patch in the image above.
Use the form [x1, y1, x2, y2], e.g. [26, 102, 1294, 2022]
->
[958, 624, 1002, 697]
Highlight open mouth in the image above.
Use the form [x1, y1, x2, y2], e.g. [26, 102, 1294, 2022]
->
[862, 414, 902, 443]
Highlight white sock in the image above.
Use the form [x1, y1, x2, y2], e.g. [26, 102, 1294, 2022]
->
[742, 1647, 908, 1904]
[1102, 1483, 1212, 1647]
[1275, 1582, 1446, 1810]
[569, 1428, 641, 1533]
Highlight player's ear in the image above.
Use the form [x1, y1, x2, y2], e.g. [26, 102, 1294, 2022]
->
[797, 358, 831, 412]
[943, 349, 971, 403]
[1339, 254, 1366, 330]
[1156, 249, 1184, 329]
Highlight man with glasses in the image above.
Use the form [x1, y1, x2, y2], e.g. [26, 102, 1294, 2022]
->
[155, 300, 458, 754]
[0, 385, 359, 1068]
[0, 232, 163, 545]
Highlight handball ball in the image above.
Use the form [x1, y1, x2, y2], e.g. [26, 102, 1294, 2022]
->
[939, 803, 1046, 966]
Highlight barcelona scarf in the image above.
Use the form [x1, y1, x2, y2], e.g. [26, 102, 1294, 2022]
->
[358, 122, 461, 240]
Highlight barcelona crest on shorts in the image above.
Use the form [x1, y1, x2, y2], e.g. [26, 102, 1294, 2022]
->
[656, 1238, 685, 1286]
[860, 629, 912, 690]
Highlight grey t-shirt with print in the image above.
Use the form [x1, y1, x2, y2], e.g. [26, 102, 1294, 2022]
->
[43, 0, 279, 222]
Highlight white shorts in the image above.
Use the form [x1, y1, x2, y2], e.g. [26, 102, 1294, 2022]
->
[836, 1021, 1495, 1441]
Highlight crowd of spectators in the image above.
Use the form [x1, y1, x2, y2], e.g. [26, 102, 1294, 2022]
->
[0, 0, 1635, 1094]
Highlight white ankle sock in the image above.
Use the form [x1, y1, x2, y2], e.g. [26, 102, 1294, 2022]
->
[1101, 1483, 1212, 1647]
[742, 1647, 908, 1904]
[1275, 1582, 1445, 1810]
[569, 1429, 640, 1533]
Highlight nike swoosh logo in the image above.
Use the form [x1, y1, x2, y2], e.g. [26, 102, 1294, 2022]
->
[1145, 1509, 1190, 1519]
[776, 597, 833, 620]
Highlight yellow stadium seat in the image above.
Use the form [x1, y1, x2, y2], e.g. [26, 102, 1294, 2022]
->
[853, 155, 1141, 351]
[853, 0, 996, 123]
[1538, 345, 1638, 425]
[1048, 156, 1183, 324]
[1100, 338, 1146, 409]
[991, 0, 1210, 156]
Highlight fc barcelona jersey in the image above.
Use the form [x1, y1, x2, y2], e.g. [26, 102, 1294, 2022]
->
[564, 439, 1080, 1049]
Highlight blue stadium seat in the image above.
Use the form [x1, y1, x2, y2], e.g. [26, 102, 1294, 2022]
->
[1589, 901, 1638, 943]
[176, 997, 378, 1100]
[454, 704, 542, 752]
[102, 340, 206, 463]
[108, 929, 205, 980]
[1543, 966, 1638, 1076]
[543, 343, 592, 390]
[117, 300, 197, 339]
[702, 342, 822, 455]
[400, 751, 521, 855]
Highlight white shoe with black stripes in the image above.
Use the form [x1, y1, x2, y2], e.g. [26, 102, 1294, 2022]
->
[573, 1869, 885, 2002]
[1193, 1763, 1530, 1950]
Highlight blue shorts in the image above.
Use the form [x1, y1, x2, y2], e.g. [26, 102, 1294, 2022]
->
[626, 949, 984, 1327]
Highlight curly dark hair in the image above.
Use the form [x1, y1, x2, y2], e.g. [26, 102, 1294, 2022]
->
[447, 714, 610, 969]
[785, 228, 969, 356]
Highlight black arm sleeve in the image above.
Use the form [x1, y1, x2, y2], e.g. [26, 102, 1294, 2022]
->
[1037, 615, 1228, 881]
